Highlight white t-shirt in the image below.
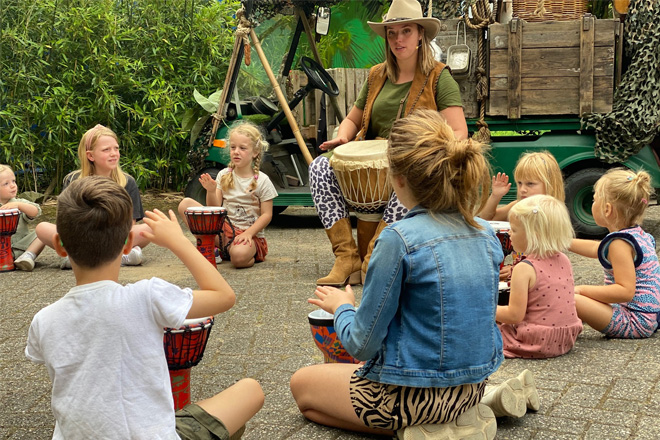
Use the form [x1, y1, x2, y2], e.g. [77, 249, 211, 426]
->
[25, 278, 193, 440]
[216, 169, 278, 237]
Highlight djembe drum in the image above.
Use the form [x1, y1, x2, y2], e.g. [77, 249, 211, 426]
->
[163, 316, 214, 410]
[330, 140, 392, 222]
[307, 309, 359, 364]
[488, 221, 513, 257]
[184, 206, 234, 267]
[0, 209, 20, 272]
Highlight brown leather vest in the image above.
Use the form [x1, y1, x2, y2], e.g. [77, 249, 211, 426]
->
[356, 61, 448, 141]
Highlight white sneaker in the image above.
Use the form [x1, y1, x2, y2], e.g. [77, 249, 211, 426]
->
[215, 247, 222, 264]
[481, 377, 527, 418]
[397, 404, 497, 440]
[517, 369, 540, 411]
[14, 253, 35, 271]
[121, 246, 143, 266]
[60, 256, 72, 270]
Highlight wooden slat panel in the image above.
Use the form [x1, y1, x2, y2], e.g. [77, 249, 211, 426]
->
[488, 84, 613, 115]
[489, 19, 616, 49]
[579, 16, 595, 114]
[489, 46, 614, 77]
[490, 75, 613, 92]
[507, 19, 523, 119]
[288, 70, 305, 128]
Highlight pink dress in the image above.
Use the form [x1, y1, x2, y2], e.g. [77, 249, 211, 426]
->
[499, 253, 583, 358]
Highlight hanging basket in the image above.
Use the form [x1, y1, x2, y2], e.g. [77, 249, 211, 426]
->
[512, 0, 588, 22]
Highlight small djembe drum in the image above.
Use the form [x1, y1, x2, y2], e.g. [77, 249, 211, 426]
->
[184, 206, 233, 267]
[163, 316, 214, 410]
[330, 140, 392, 222]
[0, 209, 20, 272]
[308, 309, 359, 364]
[488, 221, 513, 257]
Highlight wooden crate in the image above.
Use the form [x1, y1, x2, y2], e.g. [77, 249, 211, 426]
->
[433, 19, 480, 118]
[488, 17, 616, 118]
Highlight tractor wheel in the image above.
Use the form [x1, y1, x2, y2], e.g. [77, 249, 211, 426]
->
[565, 168, 608, 239]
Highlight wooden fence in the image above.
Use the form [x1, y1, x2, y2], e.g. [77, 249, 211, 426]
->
[288, 68, 369, 139]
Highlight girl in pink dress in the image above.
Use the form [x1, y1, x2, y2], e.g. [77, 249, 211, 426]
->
[496, 194, 583, 358]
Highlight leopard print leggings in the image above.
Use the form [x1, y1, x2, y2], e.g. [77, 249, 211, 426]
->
[309, 156, 408, 229]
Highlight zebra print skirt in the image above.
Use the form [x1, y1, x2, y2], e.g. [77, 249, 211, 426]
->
[349, 374, 486, 431]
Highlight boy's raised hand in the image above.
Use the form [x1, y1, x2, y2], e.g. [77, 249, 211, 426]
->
[141, 209, 186, 249]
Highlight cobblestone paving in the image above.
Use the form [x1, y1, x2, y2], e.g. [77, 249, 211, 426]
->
[2, 202, 660, 439]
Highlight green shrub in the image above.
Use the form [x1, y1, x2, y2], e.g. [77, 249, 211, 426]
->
[0, 0, 240, 194]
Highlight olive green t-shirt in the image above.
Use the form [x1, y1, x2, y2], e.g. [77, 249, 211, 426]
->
[355, 69, 463, 139]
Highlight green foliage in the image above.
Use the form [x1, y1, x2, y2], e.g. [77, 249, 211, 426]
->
[588, 1, 613, 19]
[0, 0, 240, 193]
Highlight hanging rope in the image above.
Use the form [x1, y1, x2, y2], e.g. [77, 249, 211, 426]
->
[235, 7, 253, 66]
[463, 0, 495, 143]
[533, 0, 549, 19]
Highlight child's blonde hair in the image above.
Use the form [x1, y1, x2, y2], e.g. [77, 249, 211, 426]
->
[594, 168, 653, 227]
[388, 109, 491, 229]
[220, 121, 269, 193]
[514, 151, 564, 201]
[77, 124, 127, 187]
[0, 164, 13, 176]
[509, 194, 574, 259]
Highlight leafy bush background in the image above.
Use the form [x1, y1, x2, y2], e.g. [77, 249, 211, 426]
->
[1, 0, 240, 195]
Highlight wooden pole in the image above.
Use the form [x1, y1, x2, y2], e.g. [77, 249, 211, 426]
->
[209, 36, 243, 146]
[250, 29, 314, 165]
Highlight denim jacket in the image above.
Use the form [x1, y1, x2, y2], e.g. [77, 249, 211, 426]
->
[335, 206, 504, 388]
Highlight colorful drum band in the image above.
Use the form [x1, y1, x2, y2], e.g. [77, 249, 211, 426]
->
[307, 309, 359, 364]
[0, 209, 21, 272]
[163, 316, 214, 410]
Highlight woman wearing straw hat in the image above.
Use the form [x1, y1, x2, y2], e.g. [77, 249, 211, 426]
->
[309, 0, 468, 287]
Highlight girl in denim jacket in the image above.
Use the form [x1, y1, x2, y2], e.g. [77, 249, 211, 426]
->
[291, 110, 539, 439]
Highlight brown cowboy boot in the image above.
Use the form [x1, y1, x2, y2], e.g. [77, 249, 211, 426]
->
[361, 219, 388, 283]
[356, 219, 380, 261]
[317, 218, 362, 286]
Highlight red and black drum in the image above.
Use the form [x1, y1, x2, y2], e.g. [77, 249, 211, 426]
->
[0, 209, 20, 272]
[163, 316, 214, 410]
[184, 206, 227, 267]
[488, 221, 513, 257]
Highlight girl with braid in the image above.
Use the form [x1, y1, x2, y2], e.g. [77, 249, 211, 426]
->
[178, 122, 277, 268]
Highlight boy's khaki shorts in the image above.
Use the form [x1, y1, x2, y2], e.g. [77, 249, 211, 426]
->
[176, 404, 229, 440]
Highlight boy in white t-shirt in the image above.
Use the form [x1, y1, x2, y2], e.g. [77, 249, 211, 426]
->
[25, 176, 264, 440]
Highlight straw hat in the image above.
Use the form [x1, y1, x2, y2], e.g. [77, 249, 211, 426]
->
[368, 0, 441, 39]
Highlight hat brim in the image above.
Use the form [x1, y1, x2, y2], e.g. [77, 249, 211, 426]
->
[368, 17, 441, 39]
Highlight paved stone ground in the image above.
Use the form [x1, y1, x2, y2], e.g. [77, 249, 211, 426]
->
[2, 198, 660, 439]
